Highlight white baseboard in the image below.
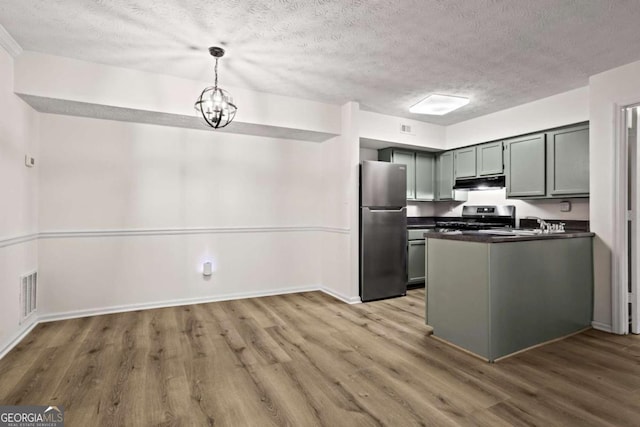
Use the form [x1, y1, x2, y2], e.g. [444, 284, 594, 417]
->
[0, 320, 38, 360]
[320, 287, 361, 304]
[591, 321, 613, 333]
[37, 285, 321, 323]
[1, 285, 362, 360]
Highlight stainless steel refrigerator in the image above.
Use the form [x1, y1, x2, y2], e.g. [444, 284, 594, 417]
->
[360, 161, 407, 302]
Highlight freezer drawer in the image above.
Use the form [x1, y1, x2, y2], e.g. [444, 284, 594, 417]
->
[360, 207, 407, 301]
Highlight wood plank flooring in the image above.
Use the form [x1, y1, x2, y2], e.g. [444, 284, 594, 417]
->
[1, 289, 639, 426]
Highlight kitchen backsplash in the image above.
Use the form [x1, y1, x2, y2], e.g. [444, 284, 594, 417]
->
[407, 202, 436, 217]
[432, 188, 589, 221]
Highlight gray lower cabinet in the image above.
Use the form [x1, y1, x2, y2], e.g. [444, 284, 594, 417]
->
[408, 239, 426, 284]
[546, 124, 589, 197]
[477, 141, 504, 176]
[379, 148, 435, 201]
[504, 133, 546, 197]
[454, 146, 477, 179]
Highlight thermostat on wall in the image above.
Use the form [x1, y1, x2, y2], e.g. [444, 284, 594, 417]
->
[24, 155, 35, 168]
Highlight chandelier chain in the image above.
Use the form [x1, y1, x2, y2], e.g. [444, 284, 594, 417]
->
[214, 58, 219, 89]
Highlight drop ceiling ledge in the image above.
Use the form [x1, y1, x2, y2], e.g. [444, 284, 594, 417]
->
[17, 95, 338, 142]
[13, 51, 341, 142]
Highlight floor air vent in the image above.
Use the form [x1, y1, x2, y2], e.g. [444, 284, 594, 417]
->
[20, 271, 37, 322]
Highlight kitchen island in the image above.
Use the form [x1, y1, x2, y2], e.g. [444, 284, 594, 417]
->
[424, 230, 594, 362]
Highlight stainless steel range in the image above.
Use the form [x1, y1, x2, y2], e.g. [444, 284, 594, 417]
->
[436, 205, 516, 231]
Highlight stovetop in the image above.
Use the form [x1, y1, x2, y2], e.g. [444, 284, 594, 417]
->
[409, 205, 516, 231]
[435, 220, 512, 230]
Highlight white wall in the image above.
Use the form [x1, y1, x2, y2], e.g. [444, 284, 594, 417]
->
[359, 147, 378, 162]
[359, 110, 446, 150]
[37, 114, 327, 316]
[589, 59, 640, 331]
[433, 189, 589, 223]
[320, 103, 360, 302]
[446, 87, 589, 149]
[0, 45, 39, 355]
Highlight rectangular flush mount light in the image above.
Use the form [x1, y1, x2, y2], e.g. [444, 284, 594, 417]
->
[409, 94, 470, 115]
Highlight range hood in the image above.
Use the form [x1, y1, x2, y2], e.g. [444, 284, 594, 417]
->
[453, 175, 505, 191]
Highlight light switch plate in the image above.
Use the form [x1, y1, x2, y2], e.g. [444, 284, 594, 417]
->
[560, 201, 571, 212]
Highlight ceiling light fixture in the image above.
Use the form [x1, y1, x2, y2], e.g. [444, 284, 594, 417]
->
[409, 94, 470, 116]
[194, 46, 237, 128]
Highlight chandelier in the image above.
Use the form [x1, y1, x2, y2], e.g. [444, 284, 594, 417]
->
[194, 47, 237, 128]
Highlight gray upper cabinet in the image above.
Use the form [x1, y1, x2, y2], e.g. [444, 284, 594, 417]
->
[504, 123, 589, 199]
[436, 152, 455, 200]
[378, 148, 435, 201]
[415, 152, 435, 201]
[377, 122, 587, 203]
[379, 149, 416, 199]
[436, 152, 467, 201]
[454, 147, 477, 179]
[455, 141, 503, 179]
[546, 124, 589, 197]
[504, 133, 546, 198]
[477, 141, 504, 176]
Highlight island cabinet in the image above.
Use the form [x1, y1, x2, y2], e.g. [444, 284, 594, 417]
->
[378, 149, 435, 201]
[426, 234, 593, 362]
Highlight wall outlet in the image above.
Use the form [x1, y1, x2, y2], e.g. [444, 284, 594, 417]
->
[560, 201, 572, 212]
[203, 261, 212, 277]
[24, 155, 35, 168]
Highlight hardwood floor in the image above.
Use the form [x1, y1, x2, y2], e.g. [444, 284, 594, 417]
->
[1, 289, 639, 426]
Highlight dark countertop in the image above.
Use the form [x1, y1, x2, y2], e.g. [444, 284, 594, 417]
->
[407, 217, 438, 229]
[423, 230, 595, 243]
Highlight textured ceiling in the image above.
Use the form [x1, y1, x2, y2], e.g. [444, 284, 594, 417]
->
[2, 0, 640, 125]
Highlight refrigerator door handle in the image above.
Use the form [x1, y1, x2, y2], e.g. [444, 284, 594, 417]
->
[367, 207, 406, 212]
